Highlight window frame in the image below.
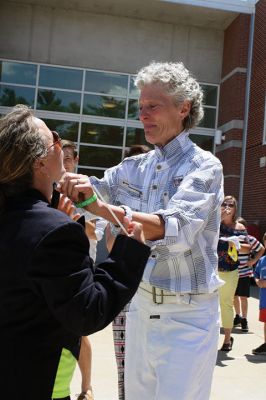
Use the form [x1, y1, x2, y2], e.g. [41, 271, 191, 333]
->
[0, 58, 220, 171]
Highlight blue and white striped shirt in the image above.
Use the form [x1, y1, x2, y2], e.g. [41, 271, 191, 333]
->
[91, 131, 224, 294]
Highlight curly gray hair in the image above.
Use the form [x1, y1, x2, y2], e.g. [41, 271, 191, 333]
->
[135, 61, 204, 130]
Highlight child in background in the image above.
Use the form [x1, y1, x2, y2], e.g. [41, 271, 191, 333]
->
[252, 232, 266, 355]
[233, 217, 265, 333]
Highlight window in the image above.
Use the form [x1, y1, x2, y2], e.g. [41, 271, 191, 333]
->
[0, 59, 219, 173]
[0, 84, 35, 107]
[190, 134, 214, 152]
[79, 145, 122, 169]
[129, 76, 139, 98]
[83, 94, 126, 118]
[39, 66, 83, 90]
[37, 89, 81, 113]
[0, 61, 36, 85]
[77, 167, 104, 179]
[85, 71, 128, 96]
[81, 123, 124, 146]
[201, 84, 217, 106]
[199, 84, 218, 129]
[126, 127, 148, 147]
[198, 107, 216, 129]
[0, 61, 36, 107]
[42, 119, 79, 142]
[128, 99, 139, 120]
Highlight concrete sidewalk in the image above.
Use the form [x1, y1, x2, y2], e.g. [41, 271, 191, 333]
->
[71, 285, 266, 399]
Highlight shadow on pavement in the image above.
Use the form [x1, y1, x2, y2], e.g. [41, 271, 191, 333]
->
[250, 285, 259, 300]
[216, 351, 235, 367]
[231, 328, 254, 335]
[245, 354, 266, 364]
[220, 327, 254, 335]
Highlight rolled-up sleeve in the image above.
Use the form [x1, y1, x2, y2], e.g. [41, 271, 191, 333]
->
[151, 158, 224, 252]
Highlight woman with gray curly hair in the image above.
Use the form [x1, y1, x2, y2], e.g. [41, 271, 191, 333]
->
[60, 61, 224, 400]
[135, 61, 204, 131]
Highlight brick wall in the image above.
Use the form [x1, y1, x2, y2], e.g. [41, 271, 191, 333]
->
[221, 14, 250, 77]
[218, 74, 246, 126]
[218, 147, 242, 176]
[216, 14, 250, 201]
[243, 0, 266, 237]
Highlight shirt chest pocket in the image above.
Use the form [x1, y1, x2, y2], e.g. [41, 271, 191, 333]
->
[115, 183, 144, 212]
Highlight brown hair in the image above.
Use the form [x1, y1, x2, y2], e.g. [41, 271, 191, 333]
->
[61, 139, 78, 159]
[236, 216, 247, 228]
[0, 105, 47, 212]
[223, 195, 238, 222]
[124, 144, 151, 158]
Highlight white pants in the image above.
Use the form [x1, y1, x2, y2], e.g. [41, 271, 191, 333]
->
[125, 290, 220, 400]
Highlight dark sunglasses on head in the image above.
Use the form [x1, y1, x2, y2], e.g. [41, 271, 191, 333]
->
[47, 131, 62, 150]
[221, 202, 235, 208]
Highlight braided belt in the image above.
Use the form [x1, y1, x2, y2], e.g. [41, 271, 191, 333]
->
[138, 282, 177, 304]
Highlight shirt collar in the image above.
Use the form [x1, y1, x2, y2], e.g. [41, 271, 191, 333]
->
[24, 187, 49, 203]
[154, 130, 192, 160]
[4, 187, 49, 212]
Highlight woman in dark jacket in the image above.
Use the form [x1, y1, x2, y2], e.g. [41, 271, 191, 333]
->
[0, 105, 150, 400]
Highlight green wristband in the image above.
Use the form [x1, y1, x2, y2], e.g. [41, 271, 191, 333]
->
[75, 193, 97, 208]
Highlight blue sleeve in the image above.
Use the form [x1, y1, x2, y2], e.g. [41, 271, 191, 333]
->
[254, 259, 261, 278]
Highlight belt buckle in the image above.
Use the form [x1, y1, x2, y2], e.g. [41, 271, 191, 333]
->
[152, 286, 164, 304]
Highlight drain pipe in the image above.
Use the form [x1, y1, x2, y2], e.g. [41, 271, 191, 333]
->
[238, 11, 255, 215]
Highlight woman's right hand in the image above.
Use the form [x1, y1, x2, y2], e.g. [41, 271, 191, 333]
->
[58, 172, 94, 204]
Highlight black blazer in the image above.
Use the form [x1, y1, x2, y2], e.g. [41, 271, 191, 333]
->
[0, 189, 150, 399]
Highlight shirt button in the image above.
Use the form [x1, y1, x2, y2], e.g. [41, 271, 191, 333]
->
[152, 185, 157, 190]
[156, 165, 161, 170]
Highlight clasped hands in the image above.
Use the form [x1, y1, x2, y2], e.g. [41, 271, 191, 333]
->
[57, 172, 145, 244]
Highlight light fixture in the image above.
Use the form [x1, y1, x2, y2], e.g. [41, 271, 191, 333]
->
[214, 129, 223, 145]
[102, 101, 117, 109]
[87, 130, 98, 135]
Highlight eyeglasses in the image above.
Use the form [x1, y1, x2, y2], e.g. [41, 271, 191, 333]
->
[47, 131, 62, 150]
[221, 202, 235, 208]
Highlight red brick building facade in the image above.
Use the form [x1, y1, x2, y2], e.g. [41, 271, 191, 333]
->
[216, 0, 266, 238]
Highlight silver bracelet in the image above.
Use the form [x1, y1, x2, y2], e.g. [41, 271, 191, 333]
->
[110, 205, 133, 236]
[120, 205, 133, 221]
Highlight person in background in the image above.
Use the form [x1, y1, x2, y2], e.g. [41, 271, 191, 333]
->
[247, 221, 261, 241]
[60, 61, 224, 400]
[62, 140, 107, 263]
[124, 144, 151, 158]
[0, 105, 150, 400]
[111, 144, 151, 400]
[233, 217, 265, 333]
[217, 196, 249, 352]
[62, 140, 106, 400]
[252, 232, 266, 355]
